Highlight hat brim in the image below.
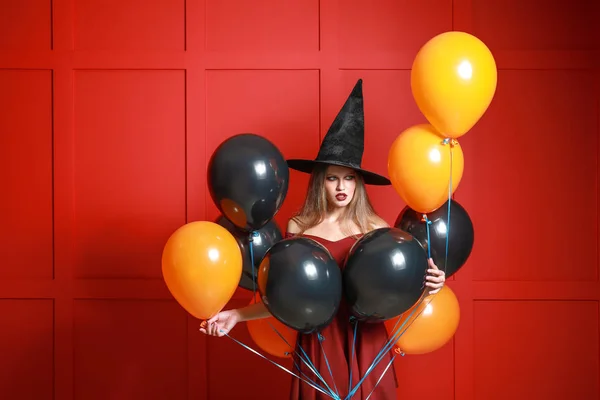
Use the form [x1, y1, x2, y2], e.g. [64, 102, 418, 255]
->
[287, 159, 391, 186]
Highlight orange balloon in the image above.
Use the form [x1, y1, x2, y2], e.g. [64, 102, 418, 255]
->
[387, 124, 464, 213]
[257, 256, 270, 300]
[162, 221, 242, 320]
[385, 285, 460, 355]
[411, 31, 498, 138]
[247, 294, 297, 358]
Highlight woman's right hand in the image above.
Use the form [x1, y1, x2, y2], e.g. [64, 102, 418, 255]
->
[199, 309, 241, 337]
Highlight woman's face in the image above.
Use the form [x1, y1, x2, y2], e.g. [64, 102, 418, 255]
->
[324, 165, 357, 208]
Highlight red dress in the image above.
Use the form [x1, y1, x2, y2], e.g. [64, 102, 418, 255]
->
[287, 233, 398, 400]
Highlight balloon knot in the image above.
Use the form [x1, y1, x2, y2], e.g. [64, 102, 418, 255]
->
[249, 230, 259, 242]
[284, 351, 290, 356]
[318, 333, 325, 342]
[441, 138, 459, 147]
[394, 348, 405, 357]
[421, 214, 432, 224]
[349, 316, 357, 324]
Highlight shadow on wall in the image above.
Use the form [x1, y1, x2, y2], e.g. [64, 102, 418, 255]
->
[0, 299, 54, 399]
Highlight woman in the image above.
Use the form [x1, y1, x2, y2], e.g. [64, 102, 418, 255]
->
[200, 79, 446, 399]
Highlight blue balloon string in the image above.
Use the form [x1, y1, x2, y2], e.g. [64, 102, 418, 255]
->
[364, 353, 397, 400]
[221, 331, 336, 398]
[423, 215, 432, 259]
[291, 356, 331, 392]
[441, 137, 454, 273]
[263, 317, 338, 398]
[318, 333, 340, 398]
[295, 338, 340, 398]
[445, 141, 453, 272]
[248, 230, 260, 301]
[345, 296, 426, 399]
[347, 318, 358, 394]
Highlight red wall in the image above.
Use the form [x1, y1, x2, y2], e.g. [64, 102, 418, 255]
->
[1, 1, 599, 399]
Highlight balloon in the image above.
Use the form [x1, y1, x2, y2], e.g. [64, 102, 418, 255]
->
[411, 31, 497, 138]
[215, 215, 283, 291]
[343, 228, 428, 322]
[246, 293, 297, 359]
[207, 134, 289, 231]
[395, 200, 474, 278]
[385, 285, 460, 355]
[161, 221, 242, 320]
[387, 124, 464, 213]
[258, 237, 342, 333]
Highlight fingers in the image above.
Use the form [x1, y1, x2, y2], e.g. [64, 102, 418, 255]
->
[204, 322, 216, 336]
[220, 320, 238, 337]
[427, 287, 441, 295]
[426, 281, 444, 289]
[199, 320, 216, 336]
[209, 322, 220, 336]
[425, 260, 445, 293]
[426, 273, 445, 283]
[199, 320, 229, 337]
[428, 258, 439, 270]
[199, 320, 208, 335]
[216, 326, 228, 337]
[207, 314, 220, 324]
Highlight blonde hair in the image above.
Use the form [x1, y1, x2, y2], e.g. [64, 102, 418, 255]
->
[291, 164, 388, 237]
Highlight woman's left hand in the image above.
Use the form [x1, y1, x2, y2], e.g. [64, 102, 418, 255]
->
[425, 258, 445, 294]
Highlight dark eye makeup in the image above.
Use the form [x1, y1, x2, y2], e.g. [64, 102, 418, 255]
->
[326, 175, 355, 181]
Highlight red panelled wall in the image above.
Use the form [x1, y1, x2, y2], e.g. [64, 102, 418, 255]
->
[0, 1, 599, 399]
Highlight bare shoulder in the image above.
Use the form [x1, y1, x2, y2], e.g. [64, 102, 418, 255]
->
[286, 217, 302, 234]
[370, 215, 390, 230]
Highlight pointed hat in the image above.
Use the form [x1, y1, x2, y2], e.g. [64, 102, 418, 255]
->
[287, 79, 391, 186]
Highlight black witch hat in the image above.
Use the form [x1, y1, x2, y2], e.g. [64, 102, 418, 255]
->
[286, 79, 391, 186]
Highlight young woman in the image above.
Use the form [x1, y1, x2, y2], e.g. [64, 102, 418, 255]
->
[200, 79, 446, 399]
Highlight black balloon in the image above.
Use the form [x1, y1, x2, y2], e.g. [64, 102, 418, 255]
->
[215, 215, 283, 291]
[343, 227, 428, 323]
[207, 134, 289, 231]
[394, 200, 474, 278]
[258, 237, 342, 334]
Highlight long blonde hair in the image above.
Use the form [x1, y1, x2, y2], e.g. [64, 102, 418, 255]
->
[291, 164, 387, 237]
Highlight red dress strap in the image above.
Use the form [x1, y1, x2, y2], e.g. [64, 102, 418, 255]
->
[284, 232, 296, 239]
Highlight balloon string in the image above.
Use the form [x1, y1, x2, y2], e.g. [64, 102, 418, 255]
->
[295, 337, 340, 398]
[318, 333, 340, 398]
[248, 231, 260, 303]
[221, 331, 336, 398]
[346, 294, 427, 398]
[422, 215, 433, 259]
[364, 353, 397, 400]
[264, 318, 337, 397]
[291, 356, 333, 394]
[441, 137, 455, 273]
[347, 278, 443, 398]
[347, 318, 358, 394]
[446, 142, 453, 272]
